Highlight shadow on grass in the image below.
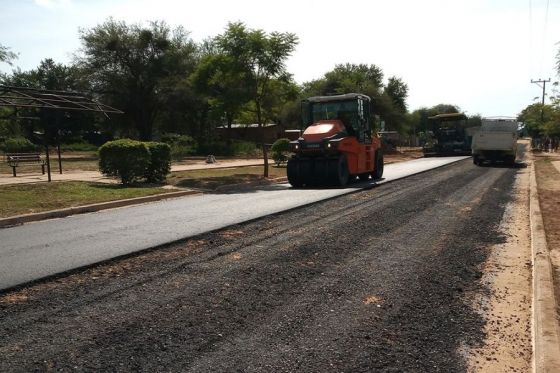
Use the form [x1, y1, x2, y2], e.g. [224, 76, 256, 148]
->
[173, 174, 264, 190]
[83, 182, 167, 190]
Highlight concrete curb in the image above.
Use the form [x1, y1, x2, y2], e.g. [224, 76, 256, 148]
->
[0, 190, 200, 228]
[529, 157, 560, 372]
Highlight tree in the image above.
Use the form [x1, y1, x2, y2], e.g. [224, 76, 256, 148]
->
[0, 43, 17, 65]
[384, 77, 408, 113]
[302, 63, 411, 132]
[518, 102, 560, 137]
[78, 19, 198, 140]
[557, 45, 560, 76]
[303, 63, 383, 97]
[191, 50, 251, 134]
[408, 104, 461, 140]
[215, 22, 298, 129]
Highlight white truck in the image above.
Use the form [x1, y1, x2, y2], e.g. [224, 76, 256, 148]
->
[472, 118, 518, 166]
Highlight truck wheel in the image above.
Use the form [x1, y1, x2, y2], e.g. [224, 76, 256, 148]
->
[335, 155, 349, 186]
[473, 156, 480, 166]
[287, 158, 303, 187]
[372, 151, 384, 179]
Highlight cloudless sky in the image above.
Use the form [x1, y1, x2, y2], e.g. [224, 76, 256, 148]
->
[1, 0, 559, 117]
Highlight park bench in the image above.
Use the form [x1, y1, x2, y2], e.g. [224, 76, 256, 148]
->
[6, 153, 46, 177]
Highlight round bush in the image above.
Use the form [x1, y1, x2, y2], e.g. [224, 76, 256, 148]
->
[145, 142, 171, 183]
[271, 138, 291, 166]
[98, 139, 150, 184]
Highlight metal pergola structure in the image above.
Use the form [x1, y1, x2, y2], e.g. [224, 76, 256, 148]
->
[0, 85, 123, 181]
[0, 85, 122, 115]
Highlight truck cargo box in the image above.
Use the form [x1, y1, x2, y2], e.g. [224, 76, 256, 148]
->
[472, 118, 518, 166]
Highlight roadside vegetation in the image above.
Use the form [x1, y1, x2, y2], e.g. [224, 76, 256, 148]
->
[0, 182, 172, 218]
[1, 20, 414, 158]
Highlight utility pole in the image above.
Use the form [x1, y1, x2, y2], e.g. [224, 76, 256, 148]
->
[531, 78, 551, 122]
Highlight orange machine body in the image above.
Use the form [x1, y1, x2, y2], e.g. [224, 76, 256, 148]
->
[287, 93, 384, 187]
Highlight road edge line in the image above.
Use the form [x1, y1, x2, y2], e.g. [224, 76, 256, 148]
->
[529, 157, 560, 373]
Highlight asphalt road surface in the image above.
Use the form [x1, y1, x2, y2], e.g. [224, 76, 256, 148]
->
[0, 156, 466, 290]
[0, 155, 520, 372]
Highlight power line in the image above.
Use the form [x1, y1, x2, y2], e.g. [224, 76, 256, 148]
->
[529, 0, 533, 75]
[540, 0, 550, 75]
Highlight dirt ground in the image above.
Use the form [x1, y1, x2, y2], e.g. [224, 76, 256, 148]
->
[384, 147, 424, 164]
[465, 157, 532, 372]
[534, 153, 560, 317]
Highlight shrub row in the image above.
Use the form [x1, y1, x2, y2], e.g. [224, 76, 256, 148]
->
[0, 137, 40, 153]
[98, 139, 171, 185]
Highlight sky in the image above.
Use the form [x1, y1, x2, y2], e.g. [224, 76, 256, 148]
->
[0, 0, 559, 118]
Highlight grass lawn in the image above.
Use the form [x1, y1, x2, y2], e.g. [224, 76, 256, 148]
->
[0, 182, 172, 218]
[0, 156, 99, 175]
[168, 165, 286, 190]
[0, 164, 286, 218]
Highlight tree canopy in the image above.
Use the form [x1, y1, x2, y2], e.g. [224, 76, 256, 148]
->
[77, 19, 198, 140]
[0, 18, 467, 148]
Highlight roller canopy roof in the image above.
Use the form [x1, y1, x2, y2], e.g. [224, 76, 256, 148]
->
[428, 113, 467, 120]
[304, 93, 371, 103]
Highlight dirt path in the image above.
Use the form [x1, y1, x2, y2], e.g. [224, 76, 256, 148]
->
[535, 153, 560, 319]
[0, 157, 528, 372]
[465, 159, 532, 372]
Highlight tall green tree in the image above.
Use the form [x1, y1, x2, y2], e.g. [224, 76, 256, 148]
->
[78, 19, 198, 140]
[301, 63, 410, 132]
[518, 102, 560, 137]
[214, 22, 298, 128]
[408, 104, 461, 139]
[384, 77, 408, 113]
[191, 50, 251, 132]
[303, 63, 383, 97]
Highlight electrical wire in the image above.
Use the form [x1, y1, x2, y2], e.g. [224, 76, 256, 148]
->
[540, 0, 550, 76]
[529, 0, 533, 77]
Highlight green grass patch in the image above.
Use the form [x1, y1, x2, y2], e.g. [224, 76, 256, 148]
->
[1, 154, 99, 175]
[168, 165, 286, 190]
[0, 181, 171, 218]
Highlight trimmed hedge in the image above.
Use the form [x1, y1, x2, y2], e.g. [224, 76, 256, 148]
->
[99, 139, 150, 185]
[145, 142, 171, 183]
[271, 138, 291, 166]
[99, 139, 172, 184]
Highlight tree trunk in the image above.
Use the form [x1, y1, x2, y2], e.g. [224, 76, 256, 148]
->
[262, 143, 269, 178]
[255, 99, 269, 178]
[226, 112, 234, 146]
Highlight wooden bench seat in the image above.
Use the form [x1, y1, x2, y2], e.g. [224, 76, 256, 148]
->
[6, 153, 46, 177]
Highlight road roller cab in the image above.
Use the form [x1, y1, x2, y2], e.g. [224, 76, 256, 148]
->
[287, 93, 383, 187]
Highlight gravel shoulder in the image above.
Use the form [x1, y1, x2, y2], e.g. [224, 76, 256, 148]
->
[464, 159, 532, 372]
[0, 158, 525, 372]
